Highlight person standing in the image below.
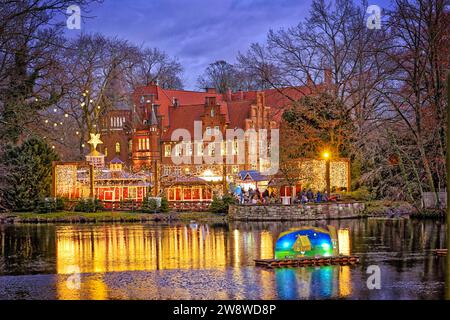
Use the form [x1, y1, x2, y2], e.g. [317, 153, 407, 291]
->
[316, 191, 322, 203]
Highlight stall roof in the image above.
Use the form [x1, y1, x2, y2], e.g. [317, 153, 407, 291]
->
[238, 170, 269, 182]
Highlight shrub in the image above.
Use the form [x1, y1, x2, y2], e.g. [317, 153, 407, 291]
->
[35, 197, 66, 213]
[210, 194, 236, 213]
[141, 197, 158, 213]
[340, 187, 374, 201]
[160, 197, 170, 213]
[74, 198, 103, 213]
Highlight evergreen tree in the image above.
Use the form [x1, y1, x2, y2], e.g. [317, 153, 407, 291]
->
[0, 137, 59, 211]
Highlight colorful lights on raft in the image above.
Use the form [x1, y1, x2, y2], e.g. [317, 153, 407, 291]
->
[274, 226, 346, 259]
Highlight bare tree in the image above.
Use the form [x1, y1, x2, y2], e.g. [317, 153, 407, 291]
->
[0, 0, 99, 143]
[126, 47, 183, 90]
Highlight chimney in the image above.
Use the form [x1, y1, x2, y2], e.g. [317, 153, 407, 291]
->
[205, 87, 216, 94]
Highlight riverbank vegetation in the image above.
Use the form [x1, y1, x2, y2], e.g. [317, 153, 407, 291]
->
[0, 211, 226, 224]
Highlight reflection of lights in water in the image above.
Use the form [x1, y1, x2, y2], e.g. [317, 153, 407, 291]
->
[339, 266, 352, 297]
[55, 225, 228, 299]
[338, 229, 351, 256]
[233, 229, 240, 267]
[260, 231, 273, 260]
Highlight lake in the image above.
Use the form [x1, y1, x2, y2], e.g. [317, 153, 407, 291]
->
[0, 218, 446, 300]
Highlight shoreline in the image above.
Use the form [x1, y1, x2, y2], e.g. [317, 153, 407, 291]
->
[0, 211, 227, 224]
[0, 200, 442, 224]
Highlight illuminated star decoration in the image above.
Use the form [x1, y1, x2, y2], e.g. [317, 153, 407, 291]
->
[88, 133, 103, 151]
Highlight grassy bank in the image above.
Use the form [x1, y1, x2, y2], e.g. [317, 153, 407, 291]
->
[0, 211, 227, 224]
[363, 200, 416, 217]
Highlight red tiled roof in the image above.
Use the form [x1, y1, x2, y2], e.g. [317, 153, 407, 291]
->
[133, 83, 322, 141]
[162, 104, 205, 141]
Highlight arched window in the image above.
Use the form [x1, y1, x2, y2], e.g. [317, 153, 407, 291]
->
[210, 108, 215, 117]
[115, 142, 121, 154]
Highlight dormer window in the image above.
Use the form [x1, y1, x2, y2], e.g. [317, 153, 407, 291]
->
[173, 97, 179, 107]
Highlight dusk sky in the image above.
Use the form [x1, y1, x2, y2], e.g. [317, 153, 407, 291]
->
[69, 0, 392, 90]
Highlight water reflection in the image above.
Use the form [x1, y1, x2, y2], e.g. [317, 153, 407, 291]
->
[0, 219, 446, 300]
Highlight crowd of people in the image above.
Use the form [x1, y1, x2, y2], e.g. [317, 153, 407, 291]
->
[233, 185, 333, 205]
[233, 185, 277, 205]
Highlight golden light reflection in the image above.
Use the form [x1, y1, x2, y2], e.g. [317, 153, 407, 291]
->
[260, 231, 274, 260]
[339, 266, 352, 297]
[338, 229, 351, 256]
[56, 225, 227, 275]
[53, 224, 354, 300]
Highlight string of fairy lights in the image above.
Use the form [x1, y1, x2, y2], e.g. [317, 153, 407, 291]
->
[41, 90, 103, 150]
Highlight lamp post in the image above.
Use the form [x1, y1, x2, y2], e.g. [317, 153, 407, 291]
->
[323, 151, 331, 196]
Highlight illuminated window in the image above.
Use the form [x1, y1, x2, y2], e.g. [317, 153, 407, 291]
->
[186, 142, 192, 156]
[164, 144, 171, 157]
[196, 142, 203, 156]
[163, 166, 170, 176]
[115, 142, 121, 154]
[104, 147, 108, 156]
[174, 167, 181, 176]
[209, 143, 215, 156]
[232, 165, 239, 174]
[233, 137, 239, 155]
[146, 138, 150, 150]
[174, 144, 182, 156]
[210, 108, 215, 117]
[128, 187, 137, 199]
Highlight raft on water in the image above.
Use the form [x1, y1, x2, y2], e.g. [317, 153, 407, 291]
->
[254, 255, 360, 268]
[255, 226, 359, 268]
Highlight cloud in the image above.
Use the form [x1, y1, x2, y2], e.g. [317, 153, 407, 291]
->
[82, 0, 312, 89]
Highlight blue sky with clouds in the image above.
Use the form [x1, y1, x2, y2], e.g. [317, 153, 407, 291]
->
[68, 0, 392, 89]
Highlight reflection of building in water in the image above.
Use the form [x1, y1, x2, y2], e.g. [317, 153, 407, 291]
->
[54, 224, 352, 300]
[56, 225, 227, 275]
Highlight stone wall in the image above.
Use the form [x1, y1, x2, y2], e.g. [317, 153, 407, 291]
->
[228, 202, 366, 221]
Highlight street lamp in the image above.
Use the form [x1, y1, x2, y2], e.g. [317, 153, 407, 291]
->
[322, 151, 331, 196]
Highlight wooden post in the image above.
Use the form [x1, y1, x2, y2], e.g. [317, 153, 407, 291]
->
[89, 164, 95, 199]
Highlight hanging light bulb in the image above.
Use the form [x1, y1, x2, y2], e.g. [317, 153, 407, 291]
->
[54, 123, 58, 127]
[53, 108, 57, 113]
[45, 119, 49, 124]
[64, 113, 69, 118]
[75, 131, 79, 135]
[81, 143, 85, 148]
[81, 102, 86, 107]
